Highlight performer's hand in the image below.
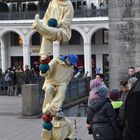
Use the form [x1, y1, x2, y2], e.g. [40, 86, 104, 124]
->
[32, 14, 40, 30]
[39, 64, 49, 73]
[35, 14, 40, 21]
[57, 23, 62, 28]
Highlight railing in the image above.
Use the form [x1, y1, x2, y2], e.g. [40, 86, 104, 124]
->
[32, 76, 90, 107]
[0, 9, 108, 20]
[0, 76, 90, 108]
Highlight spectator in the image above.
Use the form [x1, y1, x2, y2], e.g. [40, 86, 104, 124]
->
[109, 89, 123, 139]
[95, 73, 108, 88]
[74, 66, 84, 78]
[124, 67, 136, 81]
[86, 86, 119, 140]
[91, 3, 97, 16]
[88, 79, 102, 106]
[34, 63, 40, 78]
[24, 65, 32, 84]
[12, 66, 17, 96]
[15, 66, 25, 96]
[120, 80, 129, 103]
[4, 69, 14, 96]
[124, 77, 139, 140]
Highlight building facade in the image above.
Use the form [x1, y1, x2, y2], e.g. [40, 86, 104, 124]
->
[0, 0, 109, 79]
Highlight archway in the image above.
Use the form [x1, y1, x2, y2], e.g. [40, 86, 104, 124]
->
[0, 2, 9, 12]
[91, 28, 109, 85]
[0, 31, 24, 71]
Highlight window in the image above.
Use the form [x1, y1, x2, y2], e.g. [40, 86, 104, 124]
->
[91, 34, 95, 44]
[72, 2, 76, 10]
[11, 3, 17, 12]
[103, 29, 109, 44]
[11, 32, 19, 46]
[77, 1, 81, 10]
[31, 32, 41, 46]
[69, 30, 82, 45]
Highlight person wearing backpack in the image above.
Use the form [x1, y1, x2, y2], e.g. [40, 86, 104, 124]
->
[109, 89, 123, 139]
[86, 86, 119, 140]
[5, 69, 14, 96]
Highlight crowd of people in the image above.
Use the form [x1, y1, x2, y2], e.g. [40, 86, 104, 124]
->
[3, 62, 140, 139]
[86, 67, 140, 140]
[4, 64, 40, 96]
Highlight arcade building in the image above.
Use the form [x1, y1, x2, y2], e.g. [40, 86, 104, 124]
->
[0, 0, 109, 78]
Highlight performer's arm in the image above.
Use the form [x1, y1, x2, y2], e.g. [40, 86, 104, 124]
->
[40, 58, 57, 77]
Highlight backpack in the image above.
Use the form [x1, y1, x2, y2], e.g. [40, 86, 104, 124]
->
[5, 73, 11, 82]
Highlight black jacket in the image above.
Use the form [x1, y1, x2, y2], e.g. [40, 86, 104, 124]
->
[125, 79, 140, 140]
[87, 98, 118, 140]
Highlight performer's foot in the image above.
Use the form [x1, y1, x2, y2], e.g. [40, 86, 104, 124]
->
[40, 57, 50, 64]
[42, 122, 53, 131]
[42, 114, 53, 131]
[42, 114, 53, 122]
[39, 57, 50, 73]
[32, 14, 40, 30]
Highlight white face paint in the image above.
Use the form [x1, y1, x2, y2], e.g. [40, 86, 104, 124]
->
[56, 110, 64, 118]
[65, 57, 72, 66]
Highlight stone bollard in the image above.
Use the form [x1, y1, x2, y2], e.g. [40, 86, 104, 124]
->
[22, 84, 40, 116]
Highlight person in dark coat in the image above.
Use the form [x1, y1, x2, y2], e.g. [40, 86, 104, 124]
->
[124, 74, 140, 140]
[86, 86, 119, 140]
[24, 65, 32, 84]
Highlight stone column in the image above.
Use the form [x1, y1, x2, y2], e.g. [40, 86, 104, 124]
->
[1, 39, 7, 72]
[84, 42, 92, 77]
[23, 43, 31, 69]
[109, 0, 139, 89]
[53, 41, 60, 58]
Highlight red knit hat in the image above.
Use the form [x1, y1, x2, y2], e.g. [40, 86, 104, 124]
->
[109, 89, 120, 101]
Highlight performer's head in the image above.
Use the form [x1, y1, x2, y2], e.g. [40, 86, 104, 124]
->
[55, 108, 64, 120]
[65, 54, 78, 66]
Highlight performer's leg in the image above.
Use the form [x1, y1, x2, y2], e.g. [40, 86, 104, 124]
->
[43, 84, 67, 116]
[39, 37, 53, 60]
[42, 84, 56, 115]
[41, 129, 51, 140]
[32, 20, 70, 42]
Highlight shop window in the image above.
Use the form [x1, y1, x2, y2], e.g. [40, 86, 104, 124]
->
[32, 32, 41, 46]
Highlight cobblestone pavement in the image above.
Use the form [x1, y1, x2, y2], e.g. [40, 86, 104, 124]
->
[0, 96, 93, 140]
